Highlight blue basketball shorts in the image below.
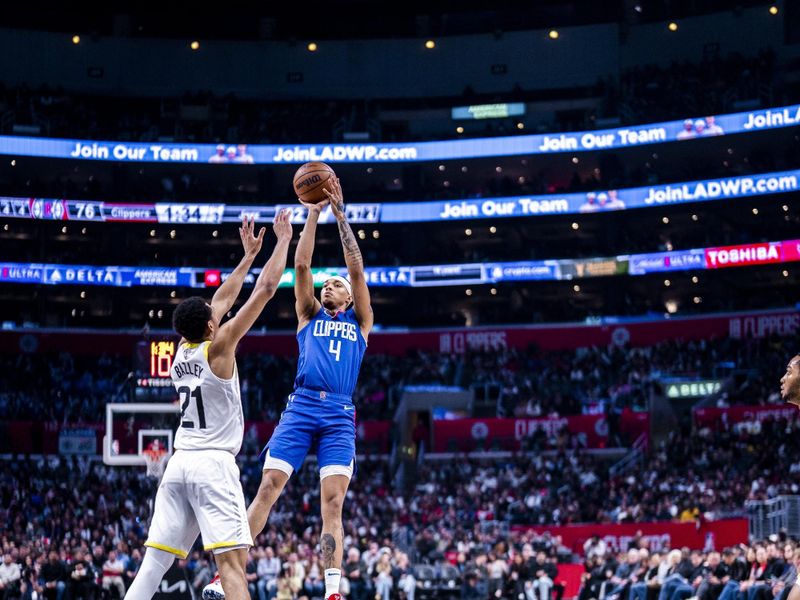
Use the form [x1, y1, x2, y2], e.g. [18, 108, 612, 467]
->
[260, 388, 356, 480]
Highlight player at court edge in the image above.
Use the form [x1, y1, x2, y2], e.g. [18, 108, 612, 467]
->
[126, 211, 293, 600]
[204, 177, 374, 600]
[782, 355, 800, 600]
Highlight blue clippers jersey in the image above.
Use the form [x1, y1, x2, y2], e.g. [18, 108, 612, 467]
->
[294, 307, 367, 398]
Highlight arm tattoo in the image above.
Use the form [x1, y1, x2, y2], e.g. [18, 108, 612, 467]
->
[337, 219, 363, 270]
[321, 533, 337, 569]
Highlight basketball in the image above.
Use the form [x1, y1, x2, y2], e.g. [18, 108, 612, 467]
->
[293, 162, 336, 205]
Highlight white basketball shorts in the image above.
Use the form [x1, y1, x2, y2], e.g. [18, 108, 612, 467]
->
[144, 449, 252, 557]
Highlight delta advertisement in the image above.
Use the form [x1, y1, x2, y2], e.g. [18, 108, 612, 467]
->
[2, 238, 799, 290]
[2, 170, 797, 225]
[0, 104, 797, 163]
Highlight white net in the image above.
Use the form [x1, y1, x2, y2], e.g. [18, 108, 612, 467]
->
[142, 449, 168, 479]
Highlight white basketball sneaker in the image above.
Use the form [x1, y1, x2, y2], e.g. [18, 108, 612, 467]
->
[202, 574, 224, 600]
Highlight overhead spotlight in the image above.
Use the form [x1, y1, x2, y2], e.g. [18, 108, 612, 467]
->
[456, 126, 464, 134]
[357, 230, 366, 240]
[149, 229, 156, 237]
[2, 224, 8, 231]
[61, 226, 68, 234]
[490, 288, 497, 295]
[664, 279, 671, 287]
[489, 226, 497, 234]
[691, 214, 699, 221]
[783, 270, 790, 277]
[769, 5, 778, 15]
[372, 230, 380, 239]
[465, 289, 473, 296]
[516, 122, 524, 130]
[461, 166, 468, 173]
[692, 276, 699, 284]
[80, 290, 86, 299]
[148, 310, 155, 318]
[425, 40, 436, 49]
[10, 159, 15, 166]
[571, 222, 579, 230]
[190, 40, 200, 51]
[752, 208, 759, 215]
[548, 30, 559, 39]
[170, 290, 177, 298]
[495, 166, 502, 173]
[212, 230, 219, 238]
[693, 296, 702, 304]
[169, 230, 176, 239]
[668, 22, 678, 31]
[438, 165, 446, 172]
[665, 300, 678, 314]
[662, 216, 670, 224]
[571, 157, 579, 164]
[783, 205, 789, 212]
[465, 228, 472, 236]
[573, 285, 580, 292]
[72, 35, 81, 45]
[157, 310, 164, 318]
[307, 42, 318, 52]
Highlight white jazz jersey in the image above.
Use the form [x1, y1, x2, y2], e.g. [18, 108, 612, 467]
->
[170, 341, 244, 455]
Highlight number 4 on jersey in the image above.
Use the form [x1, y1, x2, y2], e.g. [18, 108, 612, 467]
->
[328, 339, 342, 362]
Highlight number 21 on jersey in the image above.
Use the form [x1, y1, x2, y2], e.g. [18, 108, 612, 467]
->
[328, 339, 342, 362]
[178, 385, 206, 428]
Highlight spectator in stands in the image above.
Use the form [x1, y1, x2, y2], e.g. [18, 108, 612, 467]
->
[668, 549, 709, 600]
[245, 551, 259, 600]
[373, 550, 393, 599]
[584, 536, 608, 561]
[67, 550, 94, 600]
[505, 552, 530, 600]
[257, 547, 281, 600]
[745, 543, 787, 600]
[769, 544, 798, 600]
[528, 550, 559, 600]
[605, 549, 642, 600]
[41, 552, 66, 600]
[275, 565, 300, 600]
[303, 554, 324, 599]
[100, 550, 125, 599]
[0, 554, 21, 600]
[344, 548, 368, 600]
[124, 549, 141, 590]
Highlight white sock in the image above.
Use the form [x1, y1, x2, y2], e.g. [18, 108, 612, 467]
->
[324, 568, 341, 597]
[125, 547, 175, 600]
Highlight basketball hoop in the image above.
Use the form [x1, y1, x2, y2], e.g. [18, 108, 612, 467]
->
[142, 448, 168, 479]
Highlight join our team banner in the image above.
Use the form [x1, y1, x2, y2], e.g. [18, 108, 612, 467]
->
[0, 105, 798, 164]
[1, 170, 798, 225]
[1, 238, 799, 289]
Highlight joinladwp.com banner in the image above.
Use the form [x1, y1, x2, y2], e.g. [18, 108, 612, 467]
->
[1, 170, 798, 225]
[1, 239, 798, 289]
[0, 105, 797, 164]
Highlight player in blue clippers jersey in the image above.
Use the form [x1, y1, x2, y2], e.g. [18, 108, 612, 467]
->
[204, 176, 373, 600]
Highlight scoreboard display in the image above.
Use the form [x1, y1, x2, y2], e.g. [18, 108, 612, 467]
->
[135, 340, 177, 392]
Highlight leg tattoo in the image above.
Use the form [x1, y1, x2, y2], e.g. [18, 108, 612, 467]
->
[321, 533, 337, 569]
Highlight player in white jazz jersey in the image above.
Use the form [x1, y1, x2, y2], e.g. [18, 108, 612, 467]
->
[126, 212, 292, 600]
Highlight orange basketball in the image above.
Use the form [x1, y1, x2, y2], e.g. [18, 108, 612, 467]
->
[293, 162, 336, 205]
